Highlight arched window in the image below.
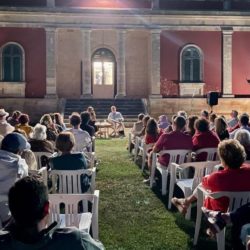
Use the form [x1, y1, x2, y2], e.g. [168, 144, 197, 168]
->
[181, 45, 203, 82]
[1, 43, 24, 82]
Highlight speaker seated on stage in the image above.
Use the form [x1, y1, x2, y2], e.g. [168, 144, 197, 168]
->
[107, 106, 125, 137]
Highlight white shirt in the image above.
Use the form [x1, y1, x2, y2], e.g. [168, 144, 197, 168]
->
[68, 128, 92, 152]
[0, 120, 14, 136]
[108, 111, 124, 122]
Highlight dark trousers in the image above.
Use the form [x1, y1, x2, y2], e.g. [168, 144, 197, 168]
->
[230, 203, 250, 250]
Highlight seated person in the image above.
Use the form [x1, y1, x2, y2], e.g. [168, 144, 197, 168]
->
[87, 106, 98, 132]
[214, 117, 229, 141]
[0, 133, 29, 227]
[0, 176, 104, 249]
[209, 113, 217, 131]
[7, 110, 21, 127]
[15, 114, 33, 139]
[80, 111, 95, 137]
[200, 109, 209, 120]
[54, 113, 66, 131]
[172, 139, 250, 215]
[185, 115, 198, 137]
[49, 132, 89, 192]
[137, 115, 150, 137]
[68, 113, 92, 152]
[29, 124, 54, 153]
[0, 109, 14, 136]
[145, 118, 163, 145]
[192, 118, 220, 161]
[228, 110, 239, 129]
[157, 115, 169, 130]
[107, 106, 125, 137]
[230, 113, 250, 138]
[40, 114, 58, 142]
[234, 129, 250, 160]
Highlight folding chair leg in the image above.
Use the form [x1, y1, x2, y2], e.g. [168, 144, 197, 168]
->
[216, 229, 225, 250]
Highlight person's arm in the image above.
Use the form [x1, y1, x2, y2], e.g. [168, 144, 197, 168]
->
[119, 112, 124, 122]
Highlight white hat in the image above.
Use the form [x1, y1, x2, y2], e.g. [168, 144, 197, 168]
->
[0, 109, 9, 117]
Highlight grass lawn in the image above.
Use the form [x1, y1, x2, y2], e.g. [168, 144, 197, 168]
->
[95, 137, 221, 250]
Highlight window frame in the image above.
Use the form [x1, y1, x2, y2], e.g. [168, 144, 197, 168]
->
[0, 42, 25, 82]
[180, 44, 203, 83]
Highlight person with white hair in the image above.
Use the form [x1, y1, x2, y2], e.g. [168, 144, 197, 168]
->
[29, 124, 54, 153]
[234, 129, 250, 160]
[0, 109, 14, 136]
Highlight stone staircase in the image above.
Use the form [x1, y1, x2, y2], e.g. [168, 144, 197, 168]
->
[64, 98, 147, 127]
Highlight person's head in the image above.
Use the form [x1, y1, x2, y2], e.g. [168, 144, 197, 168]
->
[173, 116, 186, 131]
[8, 176, 49, 228]
[55, 132, 75, 153]
[80, 111, 90, 125]
[234, 129, 250, 147]
[12, 110, 21, 120]
[209, 113, 217, 123]
[195, 118, 209, 133]
[31, 124, 47, 140]
[54, 113, 63, 125]
[201, 110, 209, 120]
[18, 114, 30, 125]
[40, 114, 53, 127]
[87, 106, 94, 113]
[187, 115, 199, 135]
[215, 117, 227, 133]
[218, 139, 246, 169]
[138, 113, 145, 121]
[158, 115, 168, 123]
[239, 114, 249, 127]
[171, 115, 177, 124]
[146, 118, 158, 136]
[142, 115, 150, 127]
[1, 132, 30, 154]
[0, 108, 9, 121]
[111, 106, 116, 113]
[70, 113, 81, 128]
[231, 110, 238, 118]
[177, 110, 188, 120]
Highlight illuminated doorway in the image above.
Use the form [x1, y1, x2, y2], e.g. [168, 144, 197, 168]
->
[92, 48, 116, 98]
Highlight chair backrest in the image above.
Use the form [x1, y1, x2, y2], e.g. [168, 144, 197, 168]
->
[143, 142, 155, 152]
[49, 190, 99, 239]
[33, 152, 52, 169]
[29, 166, 48, 186]
[158, 149, 192, 167]
[51, 168, 96, 194]
[208, 191, 250, 212]
[195, 147, 218, 161]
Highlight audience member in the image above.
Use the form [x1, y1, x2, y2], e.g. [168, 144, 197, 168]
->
[87, 106, 98, 132]
[29, 124, 54, 153]
[0, 109, 14, 136]
[20, 150, 37, 171]
[40, 114, 58, 142]
[230, 114, 250, 138]
[49, 132, 89, 192]
[80, 111, 95, 137]
[209, 113, 217, 130]
[137, 115, 150, 137]
[228, 110, 239, 128]
[177, 110, 188, 120]
[214, 117, 229, 141]
[0, 176, 104, 249]
[158, 115, 169, 130]
[234, 129, 250, 160]
[68, 113, 92, 152]
[131, 113, 144, 137]
[7, 110, 21, 127]
[172, 139, 250, 214]
[15, 114, 33, 138]
[54, 113, 66, 131]
[150, 116, 192, 168]
[192, 118, 220, 160]
[145, 118, 163, 145]
[201, 110, 209, 120]
[0, 133, 29, 226]
[165, 115, 177, 133]
[107, 106, 125, 137]
[185, 115, 198, 137]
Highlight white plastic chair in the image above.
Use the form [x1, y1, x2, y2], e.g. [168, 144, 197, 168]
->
[49, 190, 100, 239]
[33, 152, 53, 169]
[150, 149, 191, 195]
[194, 147, 219, 161]
[29, 166, 48, 186]
[83, 152, 95, 168]
[194, 186, 250, 250]
[134, 136, 142, 163]
[51, 168, 96, 194]
[141, 142, 155, 171]
[168, 161, 220, 219]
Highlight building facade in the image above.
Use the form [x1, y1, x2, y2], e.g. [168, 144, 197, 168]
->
[0, 0, 250, 101]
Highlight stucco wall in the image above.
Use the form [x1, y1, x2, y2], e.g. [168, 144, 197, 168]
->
[57, 29, 82, 98]
[160, 31, 222, 96]
[232, 32, 250, 95]
[0, 27, 46, 98]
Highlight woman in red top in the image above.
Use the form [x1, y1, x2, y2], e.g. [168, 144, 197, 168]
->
[172, 139, 250, 214]
[144, 118, 162, 145]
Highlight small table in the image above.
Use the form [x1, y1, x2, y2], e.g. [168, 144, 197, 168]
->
[95, 121, 113, 138]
